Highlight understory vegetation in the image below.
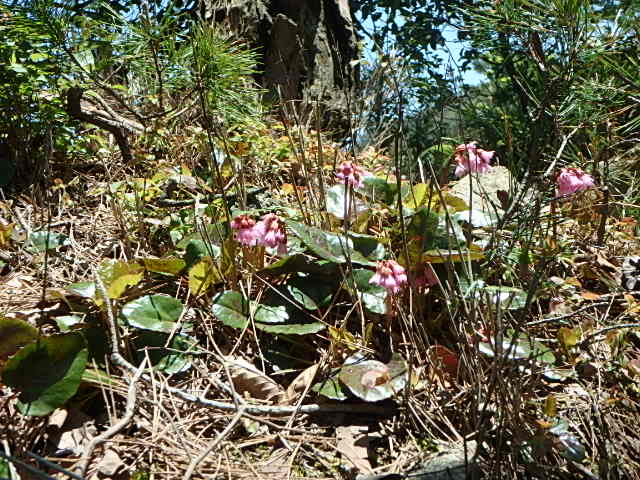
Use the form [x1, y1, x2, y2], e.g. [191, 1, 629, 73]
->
[1, 0, 640, 479]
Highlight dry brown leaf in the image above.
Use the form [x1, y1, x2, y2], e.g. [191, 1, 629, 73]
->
[97, 449, 123, 476]
[282, 363, 319, 405]
[580, 290, 601, 300]
[336, 425, 373, 474]
[225, 356, 285, 403]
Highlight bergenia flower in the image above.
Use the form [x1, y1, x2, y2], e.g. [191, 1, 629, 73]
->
[257, 213, 287, 255]
[556, 167, 595, 197]
[231, 214, 261, 246]
[370, 260, 408, 294]
[415, 264, 439, 291]
[454, 143, 495, 178]
[336, 160, 371, 189]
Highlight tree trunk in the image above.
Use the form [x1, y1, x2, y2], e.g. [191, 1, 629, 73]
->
[200, 0, 359, 131]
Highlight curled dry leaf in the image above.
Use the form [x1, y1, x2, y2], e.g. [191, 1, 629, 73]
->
[225, 356, 285, 403]
[282, 363, 319, 405]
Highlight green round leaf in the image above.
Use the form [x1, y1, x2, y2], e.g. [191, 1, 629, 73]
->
[338, 353, 408, 402]
[66, 281, 96, 299]
[286, 220, 377, 266]
[25, 231, 70, 253]
[0, 316, 38, 357]
[188, 256, 222, 295]
[212, 290, 322, 335]
[312, 375, 349, 401]
[325, 185, 369, 219]
[141, 257, 186, 276]
[133, 331, 198, 374]
[99, 259, 144, 299]
[2, 333, 88, 416]
[481, 286, 528, 310]
[121, 295, 184, 332]
[346, 269, 388, 314]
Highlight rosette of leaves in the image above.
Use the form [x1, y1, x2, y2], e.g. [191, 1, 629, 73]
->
[313, 353, 408, 402]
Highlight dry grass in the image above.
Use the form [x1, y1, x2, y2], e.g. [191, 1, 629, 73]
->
[2, 123, 640, 480]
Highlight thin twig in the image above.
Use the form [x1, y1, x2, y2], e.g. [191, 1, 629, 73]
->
[76, 358, 146, 478]
[580, 323, 640, 348]
[92, 268, 393, 417]
[526, 302, 609, 326]
[182, 405, 246, 480]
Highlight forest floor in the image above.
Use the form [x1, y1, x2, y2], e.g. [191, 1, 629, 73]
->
[2, 123, 640, 480]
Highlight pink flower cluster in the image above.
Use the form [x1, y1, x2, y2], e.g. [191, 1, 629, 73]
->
[370, 260, 407, 294]
[231, 213, 288, 255]
[336, 160, 372, 189]
[454, 143, 495, 178]
[556, 167, 595, 197]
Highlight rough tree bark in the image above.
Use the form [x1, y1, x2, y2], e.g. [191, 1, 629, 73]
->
[200, 0, 359, 131]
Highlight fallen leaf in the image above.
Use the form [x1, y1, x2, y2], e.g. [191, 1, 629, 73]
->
[580, 291, 600, 301]
[282, 364, 319, 405]
[97, 449, 123, 476]
[336, 426, 373, 474]
[225, 357, 285, 403]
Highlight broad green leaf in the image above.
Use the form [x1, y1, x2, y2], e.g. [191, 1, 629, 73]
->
[99, 259, 144, 299]
[54, 315, 84, 332]
[423, 246, 485, 263]
[188, 256, 222, 295]
[212, 290, 322, 335]
[287, 276, 336, 309]
[312, 375, 349, 401]
[133, 331, 198, 374]
[141, 257, 186, 276]
[66, 281, 96, 299]
[260, 254, 340, 277]
[82, 367, 118, 388]
[212, 290, 249, 328]
[407, 207, 440, 239]
[479, 330, 556, 365]
[254, 304, 289, 324]
[25, 231, 69, 253]
[338, 353, 408, 402]
[360, 176, 395, 205]
[0, 316, 38, 357]
[121, 295, 184, 333]
[212, 290, 288, 325]
[345, 269, 388, 314]
[2, 333, 88, 416]
[403, 183, 431, 210]
[257, 322, 325, 335]
[184, 239, 220, 269]
[286, 220, 376, 266]
[482, 286, 528, 310]
[325, 185, 369, 219]
[348, 233, 386, 261]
